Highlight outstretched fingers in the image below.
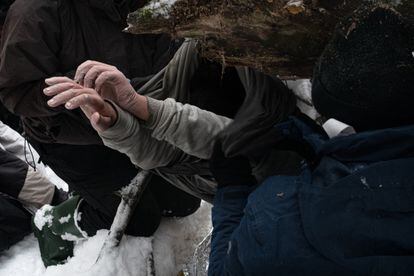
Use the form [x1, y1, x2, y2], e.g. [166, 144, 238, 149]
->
[44, 82, 79, 98]
[45, 87, 94, 108]
[75, 60, 116, 86]
[65, 92, 106, 111]
[45, 76, 76, 86]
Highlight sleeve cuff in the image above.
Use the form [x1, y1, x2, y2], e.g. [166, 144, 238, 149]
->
[144, 97, 164, 129]
[98, 102, 137, 140]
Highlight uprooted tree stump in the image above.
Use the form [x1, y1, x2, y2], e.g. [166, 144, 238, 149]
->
[126, 0, 413, 78]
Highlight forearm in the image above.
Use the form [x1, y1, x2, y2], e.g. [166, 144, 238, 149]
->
[121, 92, 150, 121]
[99, 103, 185, 170]
[119, 93, 232, 159]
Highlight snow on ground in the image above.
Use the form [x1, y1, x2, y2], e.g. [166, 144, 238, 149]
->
[0, 201, 212, 276]
[45, 166, 68, 191]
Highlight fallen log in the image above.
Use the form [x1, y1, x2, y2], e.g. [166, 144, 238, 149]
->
[126, 0, 413, 78]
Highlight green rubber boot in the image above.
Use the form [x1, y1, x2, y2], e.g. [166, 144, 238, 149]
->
[32, 195, 88, 267]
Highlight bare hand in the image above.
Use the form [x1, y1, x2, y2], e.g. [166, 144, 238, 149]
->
[44, 77, 117, 132]
[74, 60, 138, 111]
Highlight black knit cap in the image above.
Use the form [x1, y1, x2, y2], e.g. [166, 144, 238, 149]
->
[312, 5, 414, 131]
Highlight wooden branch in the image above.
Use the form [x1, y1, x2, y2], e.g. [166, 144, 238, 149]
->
[95, 171, 153, 267]
[126, 0, 413, 78]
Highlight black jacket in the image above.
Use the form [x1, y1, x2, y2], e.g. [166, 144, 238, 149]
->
[0, 0, 178, 144]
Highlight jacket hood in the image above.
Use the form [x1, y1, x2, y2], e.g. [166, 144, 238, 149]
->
[280, 117, 414, 164]
[317, 123, 414, 163]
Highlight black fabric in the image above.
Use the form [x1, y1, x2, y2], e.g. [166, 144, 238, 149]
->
[211, 67, 303, 182]
[0, 103, 21, 133]
[0, 0, 180, 144]
[29, 141, 161, 237]
[0, 0, 192, 238]
[220, 68, 297, 159]
[312, 5, 414, 131]
[149, 174, 201, 217]
[0, 0, 13, 25]
[210, 142, 257, 188]
[0, 193, 31, 253]
[50, 187, 68, 206]
[189, 59, 246, 119]
[30, 141, 201, 236]
[0, 148, 28, 199]
[87, 0, 148, 24]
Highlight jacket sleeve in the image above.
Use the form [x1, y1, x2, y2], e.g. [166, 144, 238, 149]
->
[144, 97, 232, 159]
[0, 121, 55, 208]
[0, 0, 73, 117]
[209, 186, 251, 276]
[99, 104, 188, 170]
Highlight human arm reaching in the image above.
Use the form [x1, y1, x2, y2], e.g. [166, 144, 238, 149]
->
[45, 61, 232, 159]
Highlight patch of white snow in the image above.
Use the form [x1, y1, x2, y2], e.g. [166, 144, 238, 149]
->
[33, 205, 53, 230]
[59, 215, 71, 224]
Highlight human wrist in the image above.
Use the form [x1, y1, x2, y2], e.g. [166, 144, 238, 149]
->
[104, 100, 119, 128]
[120, 91, 149, 121]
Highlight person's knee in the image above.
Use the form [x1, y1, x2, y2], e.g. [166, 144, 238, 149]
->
[149, 175, 201, 218]
[125, 189, 162, 237]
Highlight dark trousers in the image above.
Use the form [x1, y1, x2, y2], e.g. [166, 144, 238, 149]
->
[31, 142, 200, 237]
[0, 194, 31, 252]
[0, 148, 27, 199]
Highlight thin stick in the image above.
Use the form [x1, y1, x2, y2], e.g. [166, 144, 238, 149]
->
[95, 170, 152, 263]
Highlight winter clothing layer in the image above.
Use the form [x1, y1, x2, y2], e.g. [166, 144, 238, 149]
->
[0, 0, 13, 25]
[0, 120, 55, 209]
[0, 120, 59, 253]
[0, 0, 179, 145]
[29, 141, 161, 237]
[29, 140, 201, 237]
[209, 142, 257, 188]
[0, 148, 28, 200]
[0, 0, 201, 244]
[100, 41, 297, 202]
[209, 117, 414, 276]
[312, 5, 414, 131]
[100, 40, 233, 202]
[0, 194, 31, 253]
[219, 67, 297, 159]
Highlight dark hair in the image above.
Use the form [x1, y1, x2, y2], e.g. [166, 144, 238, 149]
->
[312, 5, 414, 131]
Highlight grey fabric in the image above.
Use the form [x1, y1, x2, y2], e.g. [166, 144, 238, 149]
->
[99, 39, 298, 202]
[19, 165, 55, 209]
[0, 120, 55, 208]
[145, 97, 231, 160]
[100, 40, 230, 202]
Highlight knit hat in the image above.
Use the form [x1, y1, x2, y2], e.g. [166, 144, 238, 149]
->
[312, 5, 414, 131]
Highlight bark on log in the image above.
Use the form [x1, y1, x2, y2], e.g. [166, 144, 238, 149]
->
[126, 0, 413, 78]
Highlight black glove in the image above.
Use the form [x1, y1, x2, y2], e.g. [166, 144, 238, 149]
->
[210, 141, 257, 188]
